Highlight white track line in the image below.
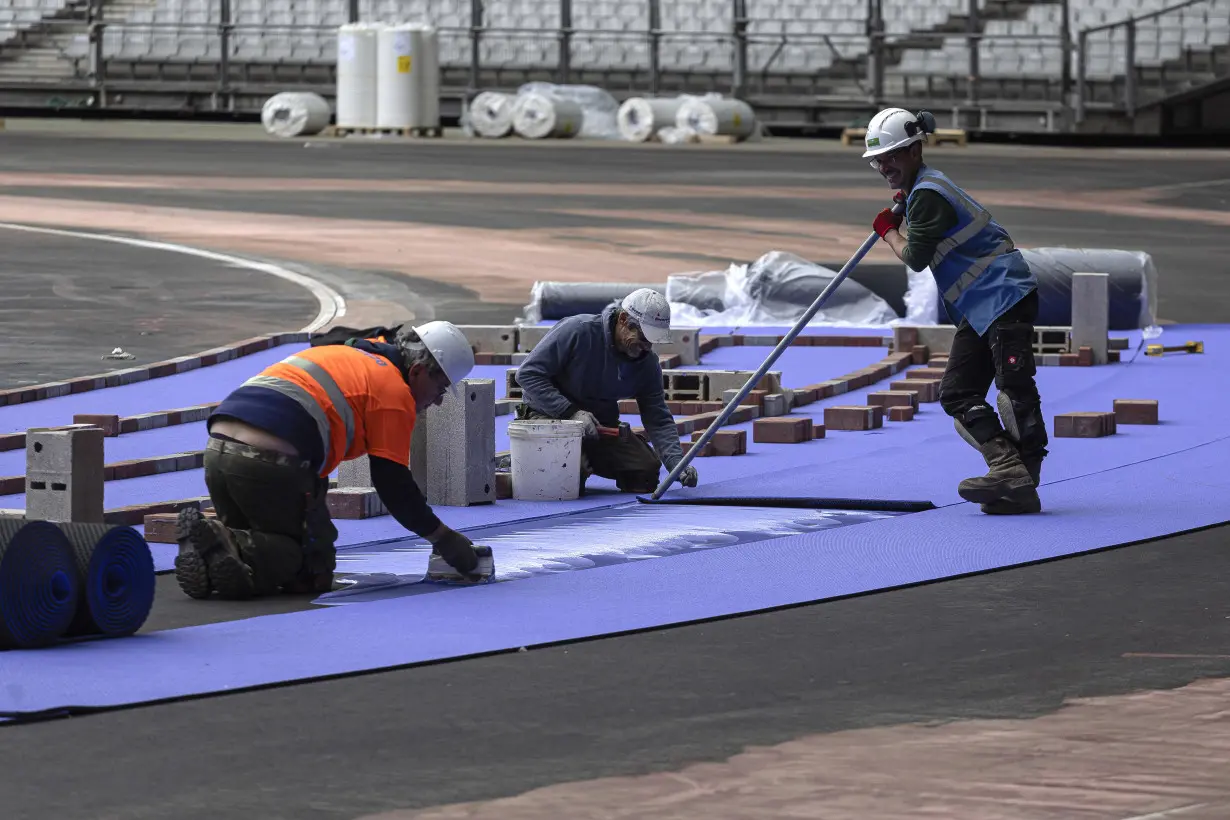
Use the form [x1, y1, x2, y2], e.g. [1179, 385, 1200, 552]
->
[0, 222, 346, 332]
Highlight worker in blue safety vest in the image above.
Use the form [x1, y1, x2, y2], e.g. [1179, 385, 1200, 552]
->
[862, 107, 1047, 515]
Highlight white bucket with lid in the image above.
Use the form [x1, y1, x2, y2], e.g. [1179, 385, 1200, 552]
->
[508, 419, 585, 501]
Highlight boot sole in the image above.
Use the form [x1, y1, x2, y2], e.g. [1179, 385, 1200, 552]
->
[957, 476, 1038, 505]
[981, 496, 1043, 515]
[180, 508, 257, 600]
[174, 508, 213, 599]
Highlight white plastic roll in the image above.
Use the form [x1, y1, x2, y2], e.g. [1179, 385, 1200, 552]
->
[468, 91, 516, 138]
[616, 96, 684, 142]
[336, 23, 380, 129]
[512, 92, 583, 140]
[261, 92, 332, 138]
[675, 97, 757, 141]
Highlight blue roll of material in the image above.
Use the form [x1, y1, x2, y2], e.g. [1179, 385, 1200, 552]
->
[58, 523, 155, 639]
[0, 518, 80, 650]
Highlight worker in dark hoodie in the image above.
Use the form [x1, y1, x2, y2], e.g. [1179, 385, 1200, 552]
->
[514, 288, 699, 494]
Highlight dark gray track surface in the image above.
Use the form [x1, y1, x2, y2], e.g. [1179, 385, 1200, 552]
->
[1, 525, 1227, 820]
[0, 131, 1227, 819]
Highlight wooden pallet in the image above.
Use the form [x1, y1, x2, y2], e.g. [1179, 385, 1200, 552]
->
[841, 126, 967, 148]
[327, 125, 444, 138]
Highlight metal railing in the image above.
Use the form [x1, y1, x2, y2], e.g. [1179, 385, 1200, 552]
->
[0, 0, 1224, 127]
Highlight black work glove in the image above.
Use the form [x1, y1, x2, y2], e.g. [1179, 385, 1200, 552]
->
[433, 527, 478, 574]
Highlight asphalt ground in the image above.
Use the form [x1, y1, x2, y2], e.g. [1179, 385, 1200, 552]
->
[1, 124, 1228, 819]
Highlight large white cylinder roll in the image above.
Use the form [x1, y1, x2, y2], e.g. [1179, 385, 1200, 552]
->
[617, 96, 685, 142]
[261, 91, 332, 138]
[512, 92, 583, 140]
[336, 23, 380, 129]
[468, 91, 516, 138]
[675, 97, 757, 141]
[376, 23, 440, 130]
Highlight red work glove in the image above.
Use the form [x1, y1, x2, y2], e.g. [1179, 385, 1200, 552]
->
[873, 207, 903, 239]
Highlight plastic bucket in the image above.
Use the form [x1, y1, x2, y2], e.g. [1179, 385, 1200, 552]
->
[508, 420, 585, 501]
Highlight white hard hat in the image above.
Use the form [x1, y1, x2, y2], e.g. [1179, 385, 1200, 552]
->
[620, 288, 672, 344]
[410, 320, 475, 386]
[862, 108, 934, 159]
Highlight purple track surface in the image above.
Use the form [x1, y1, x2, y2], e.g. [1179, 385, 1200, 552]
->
[0, 344, 305, 434]
[3, 432, 1227, 717]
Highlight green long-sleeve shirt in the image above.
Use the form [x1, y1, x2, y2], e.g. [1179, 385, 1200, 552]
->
[902, 189, 959, 272]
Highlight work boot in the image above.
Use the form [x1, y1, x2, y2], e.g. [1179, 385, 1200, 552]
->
[957, 435, 1037, 505]
[174, 507, 257, 600]
[980, 457, 1043, 515]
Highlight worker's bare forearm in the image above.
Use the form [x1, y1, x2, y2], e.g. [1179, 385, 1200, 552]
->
[883, 228, 908, 263]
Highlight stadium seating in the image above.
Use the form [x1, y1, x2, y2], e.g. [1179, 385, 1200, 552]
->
[42, 0, 1230, 104]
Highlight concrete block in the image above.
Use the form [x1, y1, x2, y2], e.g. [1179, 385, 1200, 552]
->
[890, 379, 939, 403]
[1054, 411, 1116, 438]
[1071, 272, 1110, 365]
[888, 405, 915, 422]
[495, 398, 519, 417]
[653, 327, 701, 365]
[516, 325, 554, 353]
[505, 368, 522, 398]
[25, 425, 105, 523]
[753, 417, 813, 444]
[662, 369, 707, 399]
[915, 326, 957, 355]
[868, 390, 919, 411]
[1113, 399, 1159, 425]
[1040, 353, 1062, 367]
[761, 393, 788, 417]
[338, 454, 372, 488]
[1108, 337, 1130, 351]
[412, 378, 497, 506]
[73, 414, 121, 437]
[457, 325, 518, 354]
[511, 352, 530, 365]
[327, 487, 388, 519]
[824, 406, 883, 431]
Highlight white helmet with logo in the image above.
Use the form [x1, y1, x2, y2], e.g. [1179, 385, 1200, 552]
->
[620, 288, 673, 344]
[410, 320, 475, 386]
[862, 108, 936, 159]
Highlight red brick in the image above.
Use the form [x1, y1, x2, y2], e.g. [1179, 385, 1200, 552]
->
[474, 352, 513, 366]
[890, 378, 940, 403]
[911, 344, 931, 365]
[730, 334, 745, 346]
[1108, 350, 1121, 363]
[73, 413, 122, 437]
[1059, 353, 1081, 366]
[846, 373, 871, 390]
[1113, 399, 1159, 425]
[812, 424, 826, 439]
[698, 401, 725, 412]
[790, 388, 819, 407]
[868, 390, 919, 411]
[1077, 346, 1094, 366]
[142, 509, 217, 543]
[658, 353, 682, 369]
[928, 357, 949, 368]
[698, 336, 723, 355]
[684, 440, 712, 458]
[1054, 411, 1116, 438]
[894, 326, 919, 351]
[495, 472, 513, 499]
[619, 399, 639, 414]
[147, 363, 178, 379]
[327, 487, 387, 519]
[678, 401, 702, 416]
[105, 498, 208, 527]
[906, 367, 947, 380]
[824, 405, 883, 431]
[746, 389, 768, 409]
[692, 429, 746, 456]
[0, 433, 25, 452]
[753, 417, 813, 444]
[0, 475, 23, 495]
[888, 405, 915, 422]
[727, 405, 760, 424]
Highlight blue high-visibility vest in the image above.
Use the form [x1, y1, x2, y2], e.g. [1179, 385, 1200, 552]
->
[908, 165, 1036, 336]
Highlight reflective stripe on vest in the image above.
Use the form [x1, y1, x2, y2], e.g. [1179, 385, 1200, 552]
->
[241, 355, 356, 466]
[919, 174, 993, 270]
[941, 238, 1016, 304]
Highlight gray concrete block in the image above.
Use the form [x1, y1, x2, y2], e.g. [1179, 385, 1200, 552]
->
[761, 393, 788, 417]
[1040, 353, 1061, 366]
[1071, 272, 1110, 365]
[456, 325, 518, 354]
[652, 327, 701, 365]
[25, 425, 105, 523]
[511, 352, 530, 365]
[337, 454, 372, 488]
[915, 326, 957, 355]
[413, 378, 496, 507]
[516, 325, 555, 353]
[495, 398, 520, 417]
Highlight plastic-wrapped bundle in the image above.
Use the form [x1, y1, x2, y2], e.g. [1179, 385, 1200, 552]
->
[261, 92, 332, 138]
[675, 96, 757, 141]
[666, 251, 900, 327]
[467, 91, 517, 138]
[521, 282, 664, 324]
[513, 92, 583, 140]
[617, 97, 685, 142]
[518, 82, 621, 140]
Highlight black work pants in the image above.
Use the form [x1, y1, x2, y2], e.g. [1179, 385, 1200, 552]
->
[516, 406, 662, 494]
[939, 289, 1049, 461]
[203, 437, 339, 592]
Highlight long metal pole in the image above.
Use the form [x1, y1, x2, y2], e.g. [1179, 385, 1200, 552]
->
[1060, 0, 1072, 128]
[649, 198, 905, 501]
